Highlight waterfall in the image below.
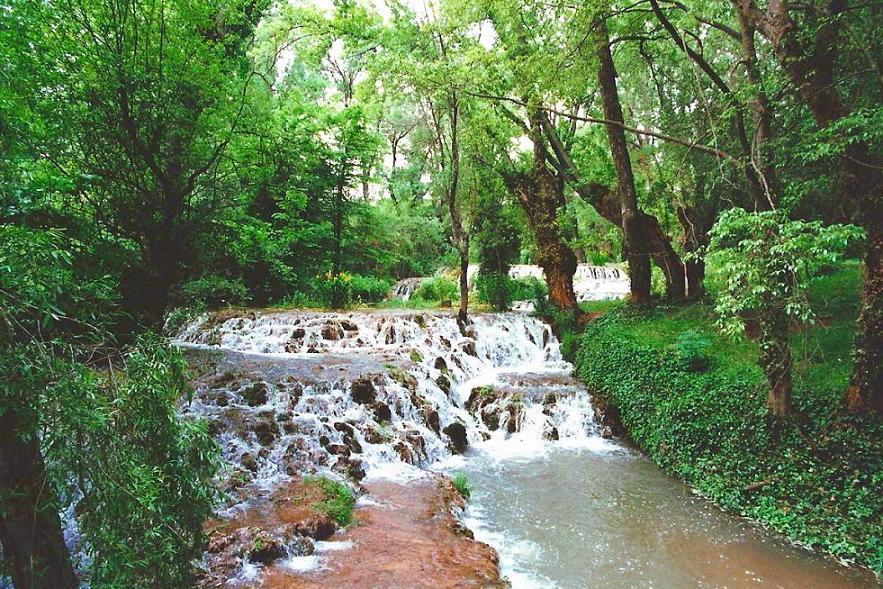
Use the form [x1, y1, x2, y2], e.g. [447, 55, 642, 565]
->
[175, 310, 608, 491]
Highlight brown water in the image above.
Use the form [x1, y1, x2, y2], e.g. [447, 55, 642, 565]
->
[456, 444, 879, 589]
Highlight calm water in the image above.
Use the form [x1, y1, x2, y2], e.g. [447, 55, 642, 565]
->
[454, 443, 879, 589]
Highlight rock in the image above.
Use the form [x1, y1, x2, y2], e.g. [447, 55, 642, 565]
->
[291, 327, 306, 339]
[252, 418, 279, 446]
[284, 534, 315, 557]
[350, 377, 377, 404]
[544, 426, 559, 441]
[241, 453, 258, 472]
[334, 422, 363, 454]
[248, 530, 287, 564]
[460, 340, 477, 357]
[340, 319, 359, 332]
[326, 443, 351, 457]
[413, 314, 427, 328]
[321, 322, 344, 340]
[422, 407, 440, 434]
[394, 440, 414, 464]
[506, 402, 523, 434]
[373, 402, 392, 422]
[434, 356, 448, 372]
[436, 374, 451, 395]
[333, 455, 366, 481]
[240, 382, 269, 406]
[443, 421, 468, 454]
[290, 514, 336, 541]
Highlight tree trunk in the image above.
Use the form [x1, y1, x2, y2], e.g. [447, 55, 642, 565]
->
[595, 24, 651, 304]
[846, 216, 883, 414]
[732, 0, 882, 414]
[758, 306, 793, 417]
[457, 239, 470, 325]
[677, 204, 708, 300]
[0, 409, 78, 589]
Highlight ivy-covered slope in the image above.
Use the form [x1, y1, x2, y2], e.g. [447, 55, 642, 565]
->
[573, 267, 883, 575]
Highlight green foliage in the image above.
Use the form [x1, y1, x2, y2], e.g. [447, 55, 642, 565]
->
[306, 476, 356, 526]
[707, 209, 863, 337]
[475, 273, 515, 311]
[510, 276, 547, 302]
[413, 276, 459, 303]
[177, 275, 250, 309]
[77, 339, 220, 588]
[348, 274, 393, 303]
[574, 267, 882, 574]
[452, 472, 472, 500]
[673, 330, 712, 372]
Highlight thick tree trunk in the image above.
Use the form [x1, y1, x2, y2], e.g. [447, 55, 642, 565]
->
[732, 0, 882, 414]
[846, 217, 883, 414]
[758, 306, 793, 417]
[0, 409, 78, 589]
[595, 25, 651, 304]
[504, 112, 579, 313]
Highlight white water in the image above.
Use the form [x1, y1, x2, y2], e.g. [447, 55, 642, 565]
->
[174, 310, 877, 589]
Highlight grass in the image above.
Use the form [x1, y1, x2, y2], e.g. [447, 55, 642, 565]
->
[573, 264, 883, 575]
[452, 472, 472, 500]
[305, 476, 356, 526]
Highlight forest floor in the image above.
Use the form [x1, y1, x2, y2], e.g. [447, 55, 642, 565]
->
[573, 264, 883, 576]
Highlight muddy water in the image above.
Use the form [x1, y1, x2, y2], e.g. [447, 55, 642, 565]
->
[454, 444, 878, 588]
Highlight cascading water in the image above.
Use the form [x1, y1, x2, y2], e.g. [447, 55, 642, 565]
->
[175, 310, 878, 589]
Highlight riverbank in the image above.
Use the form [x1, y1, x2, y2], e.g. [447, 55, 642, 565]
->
[572, 266, 883, 576]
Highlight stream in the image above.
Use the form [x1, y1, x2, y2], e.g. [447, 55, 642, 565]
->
[175, 309, 878, 588]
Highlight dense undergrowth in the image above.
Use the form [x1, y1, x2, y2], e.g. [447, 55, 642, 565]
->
[573, 265, 883, 575]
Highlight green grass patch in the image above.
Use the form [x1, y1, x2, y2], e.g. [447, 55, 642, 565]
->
[452, 472, 472, 500]
[305, 476, 356, 526]
[573, 265, 883, 575]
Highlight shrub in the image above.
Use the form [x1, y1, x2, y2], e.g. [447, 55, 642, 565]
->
[475, 273, 514, 311]
[413, 276, 458, 303]
[510, 276, 547, 302]
[452, 472, 472, 500]
[177, 275, 249, 309]
[348, 274, 393, 303]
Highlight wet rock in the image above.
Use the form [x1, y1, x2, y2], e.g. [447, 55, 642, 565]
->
[326, 443, 351, 457]
[252, 418, 279, 446]
[506, 401, 524, 434]
[413, 314, 427, 328]
[277, 411, 292, 422]
[333, 455, 366, 481]
[436, 374, 451, 395]
[434, 356, 448, 372]
[284, 534, 315, 557]
[307, 346, 319, 354]
[321, 322, 344, 340]
[361, 424, 387, 444]
[373, 402, 392, 422]
[443, 421, 468, 454]
[460, 339, 477, 357]
[350, 376, 377, 404]
[340, 319, 359, 332]
[388, 367, 418, 391]
[334, 422, 363, 454]
[544, 426, 560, 441]
[248, 530, 287, 564]
[385, 324, 397, 344]
[211, 370, 240, 388]
[240, 382, 269, 406]
[291, 327, 306, 339]
[241, 453, 258, 472]
[394, 440, 415, 464]
[422, 407, 440, 434]
[290, 514, 336, 541]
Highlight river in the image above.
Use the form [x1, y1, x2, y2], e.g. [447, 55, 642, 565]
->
[175, 309, 879, 588]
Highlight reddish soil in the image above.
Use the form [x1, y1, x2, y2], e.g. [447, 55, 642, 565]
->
[261, 475, 506, 589]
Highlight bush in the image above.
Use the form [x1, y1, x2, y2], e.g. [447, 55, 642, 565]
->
[475, 273, 514, 311]
[177, 275, 249, 309]
[413, 276, 458, 303]
[348, 274, 393, 303]
[511, 276, 547, 302]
